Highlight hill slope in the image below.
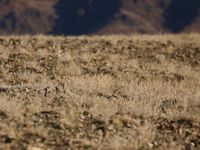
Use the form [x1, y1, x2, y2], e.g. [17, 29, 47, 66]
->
[0, 34, 200, 149]
[0, 0, 200, 35]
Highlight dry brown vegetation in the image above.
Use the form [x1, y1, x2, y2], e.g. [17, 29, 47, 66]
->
[0, 34, 200, 149]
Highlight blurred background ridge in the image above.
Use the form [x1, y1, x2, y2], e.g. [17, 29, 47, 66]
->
[0, 0, 200, 35]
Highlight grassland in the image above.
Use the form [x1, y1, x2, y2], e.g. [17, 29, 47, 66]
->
[0, 34, 200, 149]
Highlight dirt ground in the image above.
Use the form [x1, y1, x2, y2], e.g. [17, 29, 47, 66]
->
[0, 34, 200, 149]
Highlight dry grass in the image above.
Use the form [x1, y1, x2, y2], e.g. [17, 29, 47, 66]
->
[0, 34, 200, 149]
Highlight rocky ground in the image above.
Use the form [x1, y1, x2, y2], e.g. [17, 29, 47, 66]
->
[0, 34, 200, 149]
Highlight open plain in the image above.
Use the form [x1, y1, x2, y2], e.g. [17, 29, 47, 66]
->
[0, 34, 200, 149]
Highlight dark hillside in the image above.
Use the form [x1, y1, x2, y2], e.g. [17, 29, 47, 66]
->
[164, 0, 200, 32]
[0, 0, 200, 35]
[52, 0, 120, 35]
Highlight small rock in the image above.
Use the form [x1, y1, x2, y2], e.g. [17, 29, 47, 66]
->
[108, 124, 114, 131]
[28, 147, 43, 150]
[148, 142, 154, 149]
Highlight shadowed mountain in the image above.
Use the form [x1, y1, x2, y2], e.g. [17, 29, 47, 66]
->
[51, 0, 120, 35]
[1, 0, 200, 35]
[164, 0, 200, 32]
[0, 0, 56, 34]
